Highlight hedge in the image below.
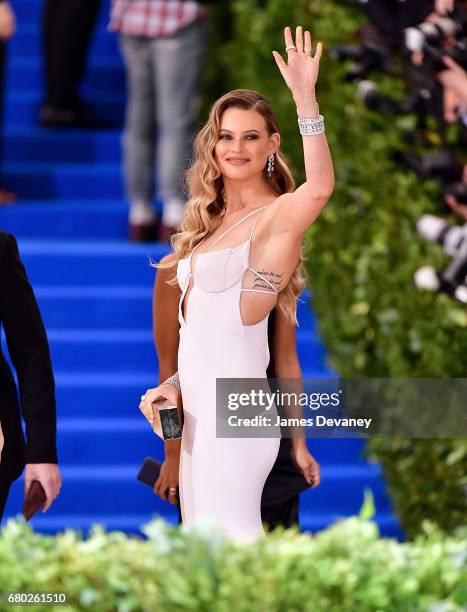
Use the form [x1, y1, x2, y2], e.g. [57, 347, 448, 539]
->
[0, 512, 465, 612]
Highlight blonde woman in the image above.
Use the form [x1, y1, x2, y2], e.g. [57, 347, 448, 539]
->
[140, 26, 334, 541]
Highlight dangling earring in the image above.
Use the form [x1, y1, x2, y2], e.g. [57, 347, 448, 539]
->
[267, 153, 275, 178]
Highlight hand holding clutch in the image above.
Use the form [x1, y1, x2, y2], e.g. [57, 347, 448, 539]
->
[23, 480, 47, 521]
[151, 398, 183, 440]
[139, 383, 183, 440]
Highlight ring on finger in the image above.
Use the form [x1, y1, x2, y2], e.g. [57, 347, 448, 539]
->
[286, 44, 297, 52]
[141, 394, 147, 401]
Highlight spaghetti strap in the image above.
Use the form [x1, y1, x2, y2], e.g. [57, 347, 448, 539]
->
[209, 206, 267, 251]
[248, 217, 261, 241]
[242, 267, 279, 294]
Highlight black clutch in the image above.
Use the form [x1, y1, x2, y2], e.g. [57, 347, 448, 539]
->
[152, 398, 183, 440]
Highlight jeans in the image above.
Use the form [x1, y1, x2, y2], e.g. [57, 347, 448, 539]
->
[119, 21, 207, 224]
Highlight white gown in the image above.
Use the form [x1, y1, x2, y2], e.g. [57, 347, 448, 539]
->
[176, 206, 281, 541]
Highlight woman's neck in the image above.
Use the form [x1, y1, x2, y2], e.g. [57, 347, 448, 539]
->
[222, 179, 275, 214]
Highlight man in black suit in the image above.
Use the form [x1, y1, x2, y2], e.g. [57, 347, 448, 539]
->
[0, 231, 61, 520]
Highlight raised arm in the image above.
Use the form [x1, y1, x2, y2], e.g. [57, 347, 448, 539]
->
[272, 25, 335, 236]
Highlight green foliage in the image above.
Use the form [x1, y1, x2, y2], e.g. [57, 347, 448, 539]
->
[365, 438, 467, 539]
[202, 0, 467, 538]
[0, 515, 465, 611]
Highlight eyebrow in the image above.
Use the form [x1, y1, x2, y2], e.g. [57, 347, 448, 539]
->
[219, 129, 261, 134]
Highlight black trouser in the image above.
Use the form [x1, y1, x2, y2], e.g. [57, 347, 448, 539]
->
[0, 481, 12, 522]
[358, 0, 433, 47]
[42, 0, 102, 109]
[261, 496, 299, 531]
[176, 495, 299, 530]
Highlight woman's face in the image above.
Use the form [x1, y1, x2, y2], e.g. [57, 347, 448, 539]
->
[214, 107, 280, 182]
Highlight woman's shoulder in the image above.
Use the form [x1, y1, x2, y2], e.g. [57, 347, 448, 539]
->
[159, 251, 178, 265]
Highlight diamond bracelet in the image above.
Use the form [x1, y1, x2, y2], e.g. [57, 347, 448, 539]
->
[163, 374, 181, 391]
[298, 115, 325, 136]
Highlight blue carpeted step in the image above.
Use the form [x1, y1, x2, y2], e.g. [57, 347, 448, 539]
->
[0, 201, 129, 239]
[33, 285, 314, 330]
[2, 129, 121, 164]
[36, 286, 153, 329]
[5, 92, 124, 126]
[4, 464, 390, 516]
[10, 23, 121, 58]
[7, 58, 125, 94]
[52, 367, 335, 420]
[55, 419, 370, 466]
[54, 372, 157, 420]
[4, 467, 172, 517]
[2, 470, 404, 539]
[16, 241, 171, 285]
[47, 329, 157, 372]
[3, 163, 124, 199]
[45, 328, 324, 372]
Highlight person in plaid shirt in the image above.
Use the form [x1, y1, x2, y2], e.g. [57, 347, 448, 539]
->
[109, 0, 211, 242]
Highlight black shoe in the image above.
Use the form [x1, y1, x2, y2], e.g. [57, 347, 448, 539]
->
[129, 219, 160, 243]
[39, 104, 114, 130]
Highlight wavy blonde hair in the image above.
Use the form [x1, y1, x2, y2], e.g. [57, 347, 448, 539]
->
[156, 89, 306, 325]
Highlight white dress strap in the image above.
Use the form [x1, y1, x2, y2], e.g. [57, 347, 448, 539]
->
[190, 236, 208, 256]
[209, 206, 268, 251]
[242, 267, 279, 294]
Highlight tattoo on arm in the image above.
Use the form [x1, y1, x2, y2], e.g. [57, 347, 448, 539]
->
[252, 269, 284, 292]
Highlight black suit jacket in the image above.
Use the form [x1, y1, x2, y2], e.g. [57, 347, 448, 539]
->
[0, 231, 58, 482]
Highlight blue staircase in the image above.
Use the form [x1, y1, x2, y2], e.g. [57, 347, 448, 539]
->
[0, 0, 403, 539]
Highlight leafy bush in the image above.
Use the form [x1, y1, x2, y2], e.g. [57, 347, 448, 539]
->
[204, 0, 467, 538]
[0, 514, 465, 611]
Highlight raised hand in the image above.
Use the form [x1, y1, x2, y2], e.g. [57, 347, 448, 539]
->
[273, 26, 322, 109]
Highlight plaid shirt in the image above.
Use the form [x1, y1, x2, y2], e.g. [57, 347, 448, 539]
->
[109, 0, 206, 38]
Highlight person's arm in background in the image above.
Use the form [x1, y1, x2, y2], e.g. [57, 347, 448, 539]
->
[0, 234, 61, 511]
[271, 308, 321, 488]
[152, 252, 182, 504]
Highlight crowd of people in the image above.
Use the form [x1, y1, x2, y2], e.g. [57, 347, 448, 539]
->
[333, 0, 467, 301]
